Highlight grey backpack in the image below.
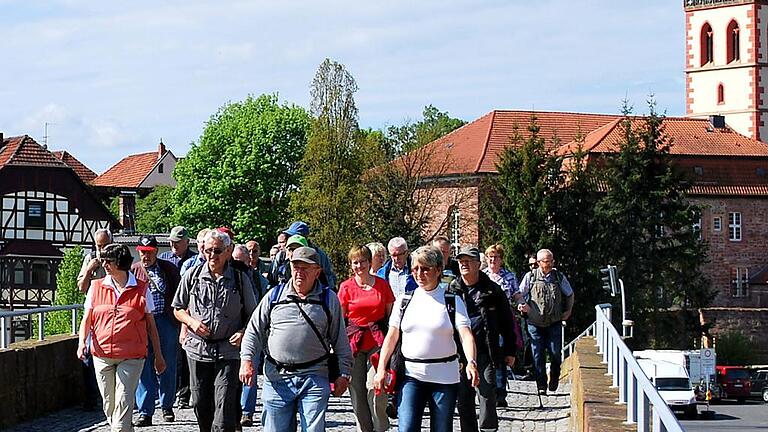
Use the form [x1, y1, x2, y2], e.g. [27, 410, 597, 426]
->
[526, 269, 564, 327]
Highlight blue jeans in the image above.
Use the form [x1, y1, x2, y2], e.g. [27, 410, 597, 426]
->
[261, 373, 330, 432]
[136, 314, 179, 416]
[397, 376, 458, 432]
[527, 322, 562, 390]
[240, 359, 259, 416]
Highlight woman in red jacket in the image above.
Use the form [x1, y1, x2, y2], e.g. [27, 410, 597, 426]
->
[77, 243, 165, 432]
[338, 245, 395, 432]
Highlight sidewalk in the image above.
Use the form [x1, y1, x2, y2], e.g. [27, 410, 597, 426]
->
[7, 379, 570, 432]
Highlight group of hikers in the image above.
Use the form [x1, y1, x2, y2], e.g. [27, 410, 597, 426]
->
[74, 221, 575, 432]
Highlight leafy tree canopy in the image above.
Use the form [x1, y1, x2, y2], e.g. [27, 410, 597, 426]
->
[173, 94, 310, 245]
[384, 105, 466, 157]
[46, 245, 85, 336]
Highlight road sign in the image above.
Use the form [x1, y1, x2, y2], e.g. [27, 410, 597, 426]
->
[700, 348, 716, 376]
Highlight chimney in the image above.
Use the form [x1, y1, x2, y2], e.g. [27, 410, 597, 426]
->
[118, 191, 137, 234]
[0, 132, 4, 143]
[709, 115, 726, 129]
[158, 139, 166, 160]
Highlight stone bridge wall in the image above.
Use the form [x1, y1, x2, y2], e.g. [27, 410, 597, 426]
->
[0, 335, 83, 429]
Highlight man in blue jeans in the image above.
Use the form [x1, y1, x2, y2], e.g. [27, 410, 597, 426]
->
[516, 249, 574, 395]
[131, 235, 181, 426]
[239, 247, 353, 432]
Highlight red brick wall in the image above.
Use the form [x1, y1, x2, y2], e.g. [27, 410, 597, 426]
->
[423, 182, 479, 247]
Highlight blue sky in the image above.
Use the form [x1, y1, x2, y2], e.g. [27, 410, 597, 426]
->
[0, 0, 684, 172]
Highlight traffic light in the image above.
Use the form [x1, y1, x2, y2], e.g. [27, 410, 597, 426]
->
[600, 265, 619, 296]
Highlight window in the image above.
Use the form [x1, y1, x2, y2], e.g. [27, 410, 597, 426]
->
[731, 267, 749, 297]
[694, 166, 704, 176]
[158, 163, 164, 174]
[701, 23, 714, 66]
[728, 212, 742, 241]
[693, 214, 702, 240]
[26, 201, 45, 228]
[450, 207, 461, 253]
[713, 216, 722, 231]
[727, 20, 740, 63]
[717, 84, 725, 105]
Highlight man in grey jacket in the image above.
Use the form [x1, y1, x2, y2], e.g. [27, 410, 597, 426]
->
[173, 230, 257, 432]
[239, 246, 352, 432]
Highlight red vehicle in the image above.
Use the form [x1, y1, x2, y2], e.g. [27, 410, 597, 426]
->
[715, 366, 752, 402]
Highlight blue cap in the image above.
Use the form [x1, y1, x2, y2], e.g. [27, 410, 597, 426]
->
[283, 221, 309, 237]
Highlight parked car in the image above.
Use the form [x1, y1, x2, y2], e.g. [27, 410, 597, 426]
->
[749, 370, 768, 401]
[715, 366, 751, 402]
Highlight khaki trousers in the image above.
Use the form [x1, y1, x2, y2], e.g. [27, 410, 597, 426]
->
[93, 356, 145, 432]
[349, 349, 389, 432]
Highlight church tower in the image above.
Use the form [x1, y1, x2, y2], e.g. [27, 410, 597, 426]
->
[685, 0, 768, 141]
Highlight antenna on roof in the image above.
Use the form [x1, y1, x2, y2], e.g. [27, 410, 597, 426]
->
[43, 122, 54, 149]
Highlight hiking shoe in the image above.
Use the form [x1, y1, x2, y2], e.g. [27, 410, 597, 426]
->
[240, 414, 253, 426]
[162, 409, 175, 422]
[537, 388, 547, 396]
[385, 400, 398, 419]
[133, 415, 152, 427]
[177, 400, 191, 409]
[548, 379, 559, 393]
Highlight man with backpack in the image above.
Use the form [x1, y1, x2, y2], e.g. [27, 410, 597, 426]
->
[172, 230, 257, 432]
[239, 246, 353, 432]
[516, 249, 575, 395]
[450, 246, 517, 432]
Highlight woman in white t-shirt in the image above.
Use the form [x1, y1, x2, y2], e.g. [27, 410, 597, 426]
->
[373, 246, 479, 432]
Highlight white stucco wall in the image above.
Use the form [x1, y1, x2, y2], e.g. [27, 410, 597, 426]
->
[140, 152, 177, 188]
[687, 5, 751, 66]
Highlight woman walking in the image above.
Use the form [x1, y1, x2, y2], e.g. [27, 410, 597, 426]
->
[77, 243, 165, 432]
[373, 246, 479, 432]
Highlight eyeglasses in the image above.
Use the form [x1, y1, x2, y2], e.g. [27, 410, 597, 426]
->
[204, 247, 224, 256]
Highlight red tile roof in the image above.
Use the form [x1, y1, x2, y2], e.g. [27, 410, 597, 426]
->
[420, 110, 620, 176]
[0, 135, 69, 169]
[556, 117, 768, 157]
[52, 150, 97, 182]
[92, 151, 161, 188]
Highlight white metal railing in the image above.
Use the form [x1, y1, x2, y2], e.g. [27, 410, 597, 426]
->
[562, 320, 596, 361]
[0, 305, 82, 349]
[593, 303, 684, 432]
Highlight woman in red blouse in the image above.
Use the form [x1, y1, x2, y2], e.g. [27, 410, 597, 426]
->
[338, 245, 395, 432]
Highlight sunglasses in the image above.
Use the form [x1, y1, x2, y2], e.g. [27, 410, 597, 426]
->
[100, 258, 115, 265]
[204, 247, 225, 256]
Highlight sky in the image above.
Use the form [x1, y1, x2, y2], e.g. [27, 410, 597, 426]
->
[0, 0, 685, 173]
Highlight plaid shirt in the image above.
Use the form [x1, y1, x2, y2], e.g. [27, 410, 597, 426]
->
[146, 263, 167, 315]
[483, 267, 518, 301]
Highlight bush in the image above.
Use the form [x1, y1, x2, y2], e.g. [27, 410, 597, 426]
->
[45, 245, 86, 336]
[715, 331, 756, 366]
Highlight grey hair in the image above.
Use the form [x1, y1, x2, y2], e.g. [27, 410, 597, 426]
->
[205, 229, 232, 247]
[366, 242, 386, 257]
[233, 244, 249, 256]
[537, 249, 554, 260]
[387, 237, 408, 251]
[410, 245, 444, 272]
[196, 228, 211, 242]
[94, 228, 113, 242]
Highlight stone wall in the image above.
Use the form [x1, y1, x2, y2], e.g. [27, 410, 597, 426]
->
[0, 335, 84, 429]
[700, 307, 768, 363]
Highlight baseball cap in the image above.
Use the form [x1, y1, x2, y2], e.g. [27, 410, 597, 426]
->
[283, 221, 309, 237]
[136, 235, 159, 251]
[286, 234, 308, 249]
[456, 246, 481, 261]
[168, 226, 188, 242]
[216, 226, 235, 242]
[290, 246, 320, 265]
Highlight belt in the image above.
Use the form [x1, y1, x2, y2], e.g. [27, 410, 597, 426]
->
[403, 354, 458, 364]
[265, 353, 329, 372]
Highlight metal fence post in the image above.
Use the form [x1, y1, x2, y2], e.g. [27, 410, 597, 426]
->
[38, 312, 44, 341]
[626, 371, 637, 424]
[71, 309, 78, 335]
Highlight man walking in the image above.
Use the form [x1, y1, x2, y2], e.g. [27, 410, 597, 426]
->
[450, 247, 517, 432]
[517, 249, 574, 394]
[376, 237, 416, 298]
[132, 235, 182, 426]
[159, 226, 196, 271]
[173, 230, 257, 432]
[240, 246, 352, 432]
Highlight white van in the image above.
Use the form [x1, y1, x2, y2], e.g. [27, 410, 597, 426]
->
[635, 355, 698, 418]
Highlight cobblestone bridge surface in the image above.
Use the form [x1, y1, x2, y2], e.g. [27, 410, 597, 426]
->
[8, 379, 571, 432]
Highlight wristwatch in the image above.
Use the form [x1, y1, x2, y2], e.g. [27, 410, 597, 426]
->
[340, 373, 352, 381]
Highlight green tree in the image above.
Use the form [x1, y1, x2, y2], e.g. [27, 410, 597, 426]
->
[485, 117, 562, 277]
[715, 331, 755, 366]
[135, 185, 176, 233]
[290, 59, 375, 274]
[384, 105, 466, 157]
[595, 101, 713, 346]
[45, 245, 85, 336]
[173, 94, 310, 245]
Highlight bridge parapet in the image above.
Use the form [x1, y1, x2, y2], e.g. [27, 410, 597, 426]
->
[0, 335, 83, 429]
